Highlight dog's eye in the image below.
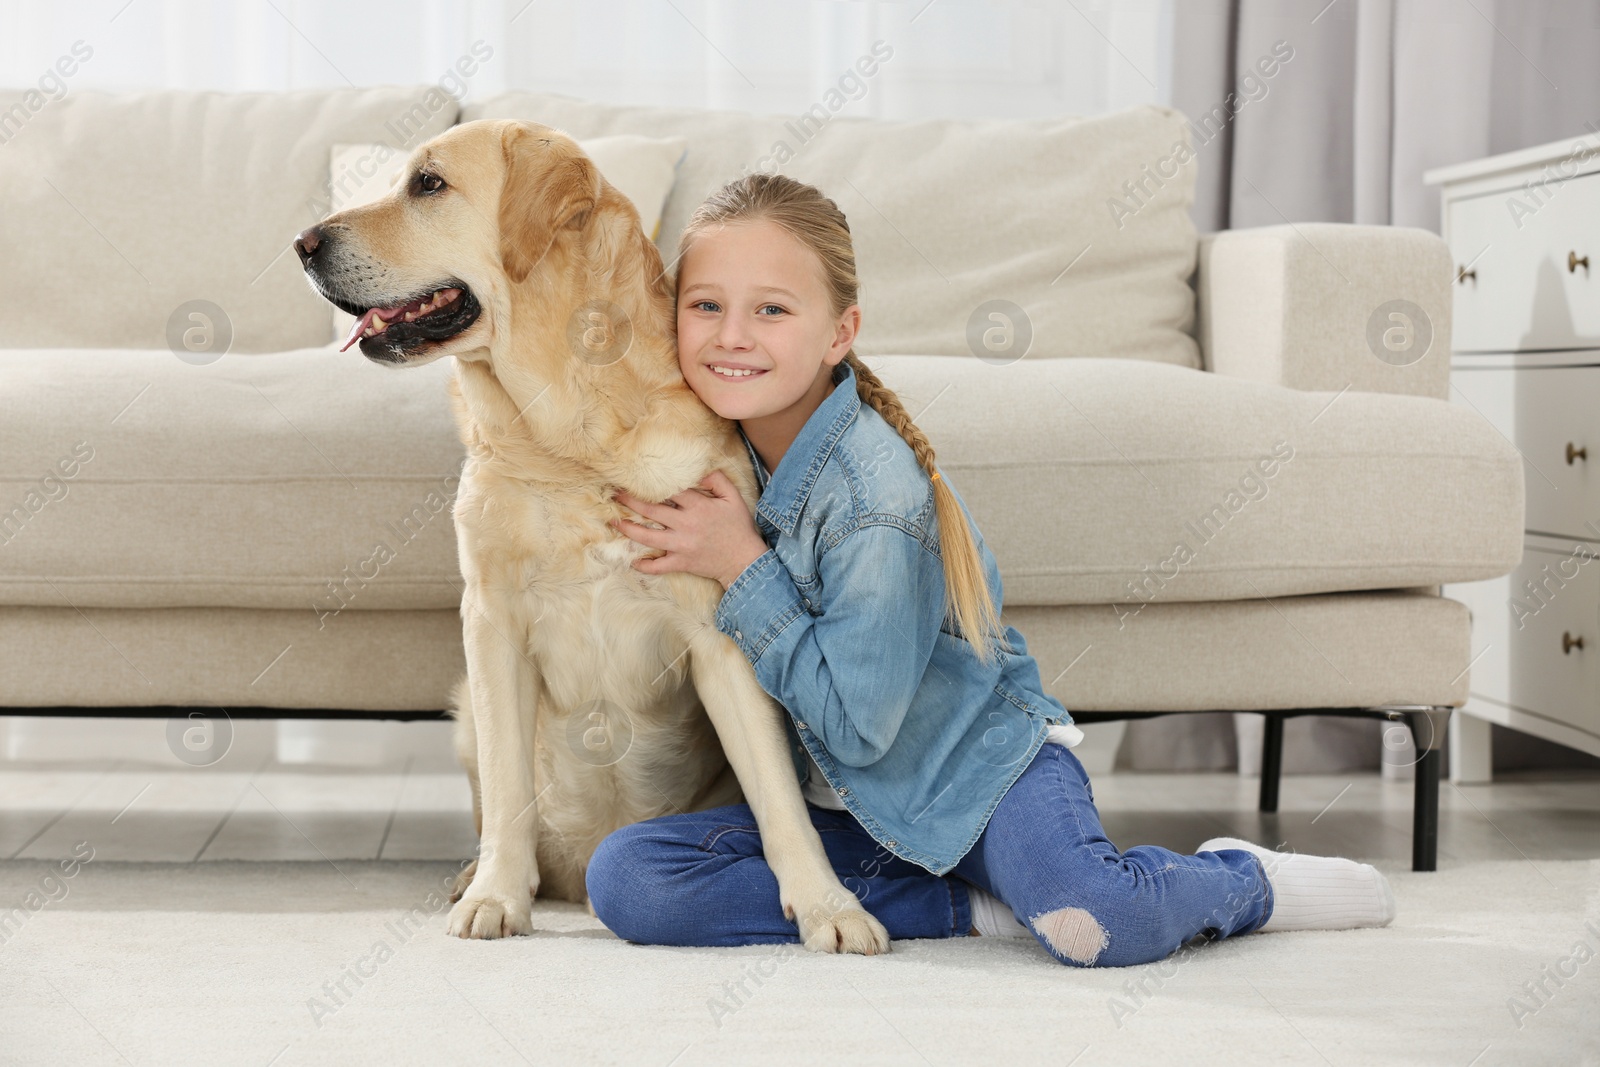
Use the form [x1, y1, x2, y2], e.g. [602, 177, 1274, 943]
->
[416, 171, 446, 195]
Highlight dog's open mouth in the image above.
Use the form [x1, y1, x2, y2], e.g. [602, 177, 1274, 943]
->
[334, 284, 481, 358]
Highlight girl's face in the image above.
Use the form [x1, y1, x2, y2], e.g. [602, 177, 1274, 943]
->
[676, 218, 859, 422]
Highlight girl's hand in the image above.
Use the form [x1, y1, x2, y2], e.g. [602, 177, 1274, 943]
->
[609, 470, 769, 590]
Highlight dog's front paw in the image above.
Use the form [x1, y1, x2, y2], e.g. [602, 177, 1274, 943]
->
[789, 894, 891, 956]
[448, 885, 533, 939]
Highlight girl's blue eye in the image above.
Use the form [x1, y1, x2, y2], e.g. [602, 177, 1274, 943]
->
[687, 300, 783, 315]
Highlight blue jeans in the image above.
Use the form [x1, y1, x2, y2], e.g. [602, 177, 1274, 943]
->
[586, 741, 1274, 968]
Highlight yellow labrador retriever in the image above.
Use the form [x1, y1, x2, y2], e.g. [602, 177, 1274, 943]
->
[293, 119, 888, 952]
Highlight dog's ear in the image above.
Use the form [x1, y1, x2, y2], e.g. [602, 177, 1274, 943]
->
[499, 123, 598, 285]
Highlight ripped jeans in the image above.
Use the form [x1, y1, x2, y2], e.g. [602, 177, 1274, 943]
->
[585, 741, 1275, 968]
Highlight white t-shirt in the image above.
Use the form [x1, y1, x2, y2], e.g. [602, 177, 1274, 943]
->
[801, 720, 1085, 811]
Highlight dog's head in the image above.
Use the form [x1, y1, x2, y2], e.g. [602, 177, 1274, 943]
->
[294, 119, 605, 366]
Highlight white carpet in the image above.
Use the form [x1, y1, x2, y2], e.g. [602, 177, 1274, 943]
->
[1, 858, 1595, 1066]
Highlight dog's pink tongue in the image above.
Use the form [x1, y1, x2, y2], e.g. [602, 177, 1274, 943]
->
[339, 314, 367, 352]
[340, 308, 385, 352]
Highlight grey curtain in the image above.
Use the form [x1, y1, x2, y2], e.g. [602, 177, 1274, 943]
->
[1118, 0, 1600, 776]
[1174, 0, 1600, 234]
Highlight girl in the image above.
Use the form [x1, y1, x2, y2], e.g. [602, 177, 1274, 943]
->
[585, 173, 1396, 967]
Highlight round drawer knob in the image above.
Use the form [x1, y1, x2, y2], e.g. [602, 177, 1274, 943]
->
[1563, 631, 1584, 654]
[1569, 251, 1590, 273]
[1568, 442, 1587, 464]
[1456, 265, 1477, 285]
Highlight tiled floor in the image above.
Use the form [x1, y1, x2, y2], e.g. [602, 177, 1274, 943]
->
[2, 716, 1597, 869]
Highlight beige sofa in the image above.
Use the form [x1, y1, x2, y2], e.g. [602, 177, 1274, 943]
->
[0, 86, 1523, 870]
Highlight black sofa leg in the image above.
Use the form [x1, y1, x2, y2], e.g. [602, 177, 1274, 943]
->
[1259, 714, 1283, 813]
[1404, 706, 1451, 872]
[1413, 746, 1440, 871]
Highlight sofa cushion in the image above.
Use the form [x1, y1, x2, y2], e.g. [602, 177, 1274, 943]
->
[866, 354, 1523, 608]
[0, 352, 1520, 613]
[0, 346, 466, 614]
[0, 86, 458, 352]
[464, 91, 1201, 369]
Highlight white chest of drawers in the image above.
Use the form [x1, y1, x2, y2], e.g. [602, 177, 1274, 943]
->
[1427, 134, 1600, 780]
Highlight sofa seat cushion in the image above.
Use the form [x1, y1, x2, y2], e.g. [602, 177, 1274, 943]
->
[0, 352, 1521, 612]
[0, 346, 466, 613]
[865, 354, 1523, 607]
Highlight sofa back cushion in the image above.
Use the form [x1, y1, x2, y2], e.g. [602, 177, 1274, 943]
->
[0, 87, 459, 351]
[465, 91, 1200, 367]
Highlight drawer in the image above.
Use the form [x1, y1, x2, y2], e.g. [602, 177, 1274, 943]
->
[1451, 364, 1598, 542]
[1450, 191, 1534, 352]
[1449, 171, 1600, 353]
[1510, 366, 1600, 539]
[1506, 540, 1600, 737]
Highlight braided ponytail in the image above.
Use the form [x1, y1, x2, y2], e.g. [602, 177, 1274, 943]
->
[842, 352, 1004, 666]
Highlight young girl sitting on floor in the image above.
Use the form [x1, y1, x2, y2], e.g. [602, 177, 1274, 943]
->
[585, 172, 1395, 967]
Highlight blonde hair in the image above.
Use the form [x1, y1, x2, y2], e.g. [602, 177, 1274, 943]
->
[677, 172, 1005, 667]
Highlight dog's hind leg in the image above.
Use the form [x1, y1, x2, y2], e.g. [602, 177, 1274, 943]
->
[687, 627, 891, 956]
[447, 600, 541, 939]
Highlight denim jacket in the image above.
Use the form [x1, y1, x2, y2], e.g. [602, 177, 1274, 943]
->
[713, 359, 1078, 876]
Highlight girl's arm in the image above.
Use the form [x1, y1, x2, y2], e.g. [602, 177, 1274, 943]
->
[713, 522, 944, 767]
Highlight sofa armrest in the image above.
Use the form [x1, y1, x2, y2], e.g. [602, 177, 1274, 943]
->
[1196, 223, 1453, 400]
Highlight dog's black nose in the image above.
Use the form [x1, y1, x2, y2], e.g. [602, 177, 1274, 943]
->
[294, 225, 325, 264]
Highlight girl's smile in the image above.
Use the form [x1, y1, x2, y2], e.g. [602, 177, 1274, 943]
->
[705, 363, 770, 380]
